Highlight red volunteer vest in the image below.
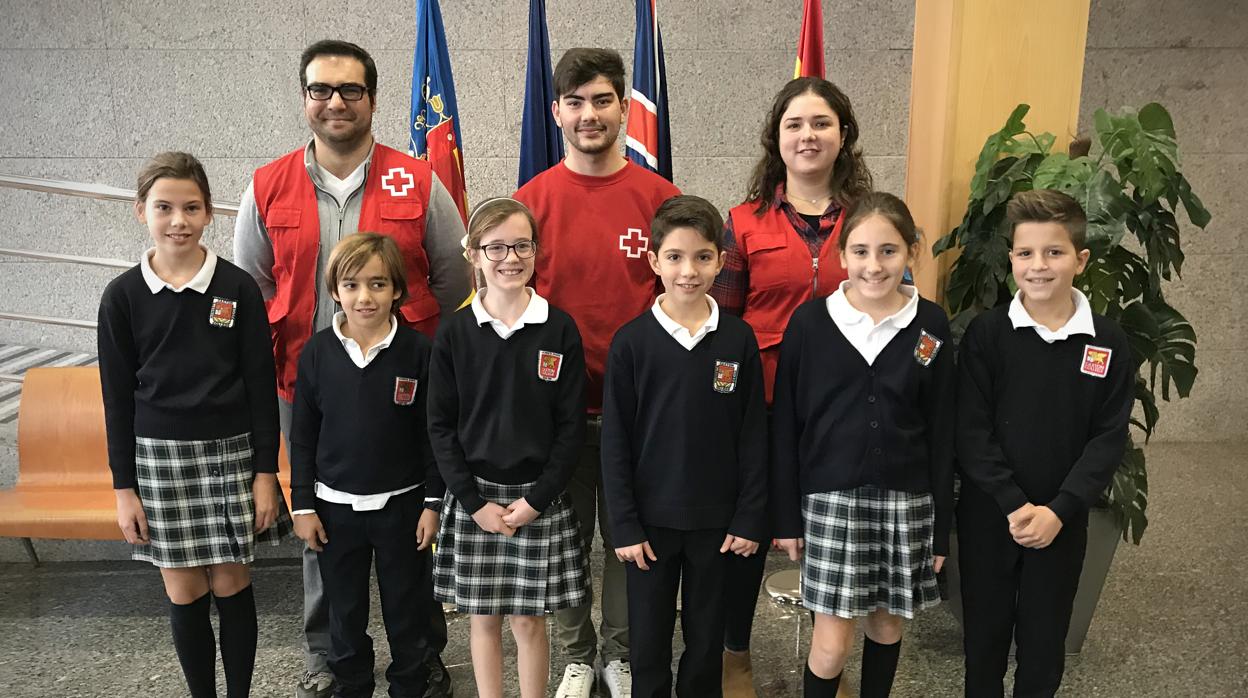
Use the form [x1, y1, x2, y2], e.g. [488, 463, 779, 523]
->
[253, 144, 440, 401]
[730, 203, 846, 403]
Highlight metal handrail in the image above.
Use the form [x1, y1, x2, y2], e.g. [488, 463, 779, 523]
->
[0, 247, 132, 270]
[0, 311, 96, 330]
[0, 173, 240, 216]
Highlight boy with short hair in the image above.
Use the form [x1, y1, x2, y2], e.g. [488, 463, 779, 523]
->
[515, 45, 682, 698]
[289, 233, 448, 698]
[956, 189, 1135, 697]
[601, 195, 768, 698]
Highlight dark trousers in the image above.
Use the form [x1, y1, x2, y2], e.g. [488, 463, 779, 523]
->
[721, 533, 767, 652]
[957, 485, 1088, 698]
[316, 490, 435, 698]
[722, 408, 773, 652]
[627, 526, 729, 698]
[279, 399, 448, 674]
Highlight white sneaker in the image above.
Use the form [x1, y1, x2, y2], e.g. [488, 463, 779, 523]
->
[555, 662, 595, 698]
[601, 659, 632, 698]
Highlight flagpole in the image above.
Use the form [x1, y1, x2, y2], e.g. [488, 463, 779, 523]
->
[652, 0, 661, 97]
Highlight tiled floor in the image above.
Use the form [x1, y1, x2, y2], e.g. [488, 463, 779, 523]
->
[1, 442, 1245, 696]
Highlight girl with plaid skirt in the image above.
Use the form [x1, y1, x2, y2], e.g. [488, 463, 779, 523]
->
[98, 152, 291, 698]
[427, 198, 590, 698]
[770, 192, 955, 697]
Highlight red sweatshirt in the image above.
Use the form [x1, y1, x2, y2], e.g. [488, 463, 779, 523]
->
[516, 161, 680, 410]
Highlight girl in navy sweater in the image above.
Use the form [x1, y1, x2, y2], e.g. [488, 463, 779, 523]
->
[770, 192, 955, 697]
[427, 197, 589, 698]
[99, 152, 290, 698]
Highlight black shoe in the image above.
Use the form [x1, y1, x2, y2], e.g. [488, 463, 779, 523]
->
[423, 655, 453, 698]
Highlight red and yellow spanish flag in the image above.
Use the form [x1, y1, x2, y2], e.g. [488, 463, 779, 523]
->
[794, 0, 825, 79]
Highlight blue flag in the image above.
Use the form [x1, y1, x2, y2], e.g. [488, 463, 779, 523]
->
[410, 0, 468, 222]
[518, 0, 563, 188]
[625, 0, 673, 181]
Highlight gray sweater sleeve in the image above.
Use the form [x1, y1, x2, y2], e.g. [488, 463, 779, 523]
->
[232, 180, 276, 301]
[424, 176, 470, 317]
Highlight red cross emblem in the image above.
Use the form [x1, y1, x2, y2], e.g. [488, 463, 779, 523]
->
[618, 228, 649, 258]
[381, 167, 415, 197]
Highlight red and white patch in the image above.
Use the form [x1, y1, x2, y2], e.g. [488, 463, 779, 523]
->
[537, 350, 563, 382]
[913, 329, 943, 367]
[208, 297, 236, 328]
[1080, 345, 1113, 378]
[394, 376, 418, 405]
[381, 167, 415, 197]
[618, 227, 649, 258]
[713, 360, 739, 394]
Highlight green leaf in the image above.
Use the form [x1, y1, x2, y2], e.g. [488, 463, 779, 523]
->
[1106, 441, 1148, 544]
[1032, 153, 1070, 190]
[1138, 103, 1176, 139]
[1004, 130, 1055, 157]
[970, 104, 1031, 198]
[1175, 175, 1213, 228]
[1148, 300, 1199, 399]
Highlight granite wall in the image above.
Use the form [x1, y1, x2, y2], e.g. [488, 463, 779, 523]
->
[0, 0, 1242, 440]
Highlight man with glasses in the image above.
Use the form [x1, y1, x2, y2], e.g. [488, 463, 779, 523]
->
[234, 39, 466, 698]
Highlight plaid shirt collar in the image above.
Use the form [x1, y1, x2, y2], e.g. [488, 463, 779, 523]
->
[773, 184, 842, 240]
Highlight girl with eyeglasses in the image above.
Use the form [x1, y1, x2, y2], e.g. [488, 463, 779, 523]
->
[427, 197, 590, 698]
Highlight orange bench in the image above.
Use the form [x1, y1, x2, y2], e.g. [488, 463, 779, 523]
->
[0, 366, 291, 563]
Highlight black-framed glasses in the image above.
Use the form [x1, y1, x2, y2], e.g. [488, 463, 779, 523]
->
[477, 240, 537, 261]
[305, 83, 368, 102]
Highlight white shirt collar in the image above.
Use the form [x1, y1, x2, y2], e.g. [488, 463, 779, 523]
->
[825, 282, 919, 366]
[826, 281, 919, 329]
[332, 311, 399, 368]
[471, 288, 550, 340]
[1008, 289, 1096, 343]
[139, 246, 218, 295]
[651, 294, 720, 351]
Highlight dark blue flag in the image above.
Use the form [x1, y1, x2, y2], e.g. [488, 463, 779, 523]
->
[626, 0, 673, 181]
[518, 0, 563, 188]
[410, 0, 467, 221]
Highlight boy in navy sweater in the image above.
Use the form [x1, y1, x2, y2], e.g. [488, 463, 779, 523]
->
[601, 195, 767, 698]
[290, 233, 448, 698]
[957, 190, 1135, 698]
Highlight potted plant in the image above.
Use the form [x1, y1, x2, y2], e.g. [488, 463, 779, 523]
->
[932, 102, 1211, 652]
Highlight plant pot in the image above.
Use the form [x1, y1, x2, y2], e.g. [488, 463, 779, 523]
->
[943, 507, 1121, 655]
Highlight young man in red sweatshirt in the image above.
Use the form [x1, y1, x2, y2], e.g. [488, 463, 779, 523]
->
[514, 47, 680, 698]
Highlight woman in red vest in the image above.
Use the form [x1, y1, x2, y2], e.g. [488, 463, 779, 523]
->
[712, 76, 872, 697]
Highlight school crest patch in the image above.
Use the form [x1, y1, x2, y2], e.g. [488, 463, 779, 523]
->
[208, 297, 237, 328]
[713, 361, 739, 394]
[1080, 345, 1113, 378]
[537, 350, 563, 382]
[913, 329, 943, 367]
[393, 377, 418, 405]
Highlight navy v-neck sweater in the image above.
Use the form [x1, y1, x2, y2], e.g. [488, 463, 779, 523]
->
[956, 304, 1134, 524]
[601, 311, 768, 548]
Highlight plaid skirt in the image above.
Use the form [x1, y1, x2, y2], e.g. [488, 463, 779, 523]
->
[434, 477, 588, 616]
[132, 432, 292, 568]
[801, 485, 940, 619]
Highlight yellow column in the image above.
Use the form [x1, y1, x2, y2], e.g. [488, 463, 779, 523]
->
[905, 0, 1091, 299]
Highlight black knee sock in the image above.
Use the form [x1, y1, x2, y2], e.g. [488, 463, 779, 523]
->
[860, 636, 902, 698]
[804, 664, 841, 697]
[215, 585, 258, 698]
[170, 593, 216, 698]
